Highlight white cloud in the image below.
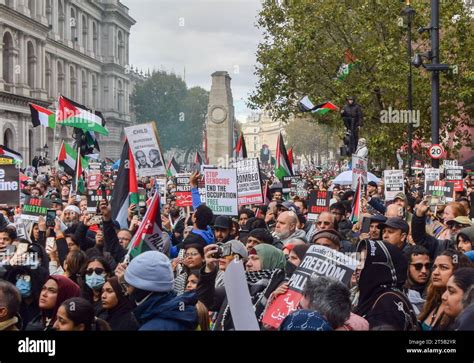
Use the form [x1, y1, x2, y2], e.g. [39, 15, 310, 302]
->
[121, 0, 263, 117]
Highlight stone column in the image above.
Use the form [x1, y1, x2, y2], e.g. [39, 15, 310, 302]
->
[0, 24, 4, 91]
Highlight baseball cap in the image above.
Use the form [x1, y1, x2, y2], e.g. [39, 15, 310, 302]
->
[379, 217, 409, 234]
[394, 192, 407, 202]
[281, 201, 300, 214]
[223, 240, 248, 259]
[369, 215, 387, 223]
[446, 216, 473, 227]
[368, 181, 377, 187]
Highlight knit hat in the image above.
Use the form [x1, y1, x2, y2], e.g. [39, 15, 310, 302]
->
[280, 310, 332, 331]
[124, 251, 174, 292]
[63, 205, 81, 215]
[248, 228, 273, 245]
[223, 239, 248, 259]
[311, 229, 343, 247]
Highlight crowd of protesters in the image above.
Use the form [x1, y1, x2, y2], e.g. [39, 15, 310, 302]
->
[0, 160, 473, 332]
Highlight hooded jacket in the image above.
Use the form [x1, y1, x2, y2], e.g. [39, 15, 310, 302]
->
[133, 290, 198, 331]
[277, 228, 307, 246]
[355, 240, 417, 330]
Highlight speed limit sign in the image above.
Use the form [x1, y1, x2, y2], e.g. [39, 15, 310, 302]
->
[428, 144, 444, 159]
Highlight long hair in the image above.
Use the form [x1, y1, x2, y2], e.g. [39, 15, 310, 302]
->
[418, 250, 472, 328]
[60, 297, 110, 331]
[64, 250, 87, 284]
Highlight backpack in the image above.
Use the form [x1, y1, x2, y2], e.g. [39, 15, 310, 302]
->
[371, 290, 420, 331]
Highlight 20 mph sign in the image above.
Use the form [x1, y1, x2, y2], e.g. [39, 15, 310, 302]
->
[428, 144, 444, 159]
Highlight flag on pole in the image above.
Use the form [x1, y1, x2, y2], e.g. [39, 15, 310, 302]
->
[234, 132, 247, 159]
[195, 151, 203, 166]
[336, 49, 358, 81]
[73, 146, 86, 194]
[287, 147, 294, 171]
[350, 176, 362, 224]
[127, 191, 170, 259]
[275, 132, 293, 180]
[111, 140, 139, 229]
[0, 145, 23, 163]
[167, 155, 180, 177]
[56, 95, 108, 136]
[29, 103, 56, 128]
[58, 142, 89, 176]
[298, 96, 339, 115]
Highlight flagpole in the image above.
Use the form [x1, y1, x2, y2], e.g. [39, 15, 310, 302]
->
[75, 146, 81, 195]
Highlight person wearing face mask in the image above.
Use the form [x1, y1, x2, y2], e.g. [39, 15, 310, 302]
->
[80, 257, 112, 317]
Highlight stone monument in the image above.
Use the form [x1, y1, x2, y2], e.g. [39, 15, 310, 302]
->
[206, 71, 235, 165]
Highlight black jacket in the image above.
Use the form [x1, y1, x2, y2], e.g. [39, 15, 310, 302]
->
[411, 215, 454, 261]
[355, 240, 417, 330]
[104, 305, 139, 331]
[342, 103, 363, 127]
[103, 220, 127, 263]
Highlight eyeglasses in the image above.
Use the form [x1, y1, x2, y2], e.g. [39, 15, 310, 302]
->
[86, 267, 105, 275]
[184, 252, 200, 258]
[411, 263, 432, 271]
[118, 237, 131, 241]
[317, 221, 331, 226]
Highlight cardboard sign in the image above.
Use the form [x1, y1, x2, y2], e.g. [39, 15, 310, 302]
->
[88, 162, 102, 175]
[352, 155, 368, 190]
[424, 168, 440, 192]
[156, 178, 167, 200]
[445, 166, 463, 192]
[124, 122, 166, 177]
[223, 260, 260, 331]
[262, 245, 357, 329]
[0, 164, 20, 206]
[21, 197, 52, 222]
[384, 170, 404, 201]
[425, 180, 455, 204]
[231, 158, 263, 206]
[37, 165, 51, 175]
[307, 190, 329, 221]
[292, 177, 307, 198]
[86, 189, 112, 212]
[176, 174, 192, 207]
[203, 168, 238, 216]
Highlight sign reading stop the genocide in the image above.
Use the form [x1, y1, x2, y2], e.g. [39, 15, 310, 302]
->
[428, 144, 444, 159]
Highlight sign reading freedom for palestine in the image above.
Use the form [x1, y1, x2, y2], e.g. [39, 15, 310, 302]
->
[21, 197, 53, 222]
[203, 168, 238, 216]
[262, 245, 357, 329]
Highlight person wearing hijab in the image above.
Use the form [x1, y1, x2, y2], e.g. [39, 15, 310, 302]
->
[26, 275, 81, 331]
[101, 277, 138, 331]
[197, 243, 286, 330]
[354, 240, 418, 330]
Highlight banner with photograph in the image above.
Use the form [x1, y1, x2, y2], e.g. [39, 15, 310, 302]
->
[124, 122, 166, 177]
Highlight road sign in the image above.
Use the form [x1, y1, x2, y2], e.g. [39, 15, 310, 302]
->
[428, 144, 444, 159]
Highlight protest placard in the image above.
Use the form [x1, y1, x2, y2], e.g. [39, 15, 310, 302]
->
[87, 174, 102, 191]
[21, 197, 52, 222]
[176, 174, 192, 207]
[223, 260, 260, 331]
[307, 190, 329, 221]
[384, 170, 404, 201]
[124, 122, 166, 177]
[425, 180, 456, 204]
[262, 245, 357, 329]
[138, 188, 147, 207]
[0, 163, 19, 206]
[352, 155, 368, 190]
[86, 188, 112, 212]
[445, 166, 464, 192]
[292, 176, 307, 198]
[424, 168, 440, 192]
[88, 162, 102, 175]
[203, 168, 238, 216]
[156, 178, 167, 200]
[231, 158, 263, 206]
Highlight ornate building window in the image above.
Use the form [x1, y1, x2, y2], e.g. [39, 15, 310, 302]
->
[82, 69, 87, 105]
[45, 56, 51, 97]
[27, 41, 36, 88]
[92, 74, 98, 108]
[117, 30, 124, 65]
[92, 22, 98, 55]
[58, 0, 65, 39]
[82, 14, 88, 50]
[2, 32, 14, 84]
[57, 61, 64, 95]
[117, 79, 124, 113]
[70, 65, 76, 99]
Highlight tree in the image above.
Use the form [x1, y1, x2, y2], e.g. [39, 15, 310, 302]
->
[131, 71, 209, 151]
[249, 0, 473, 166]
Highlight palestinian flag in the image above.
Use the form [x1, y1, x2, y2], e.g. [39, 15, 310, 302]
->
[298, 96, 339, 115]
[57, 95, 108, 136]
[0, 145, 22, 163]
[58, 142, 89, 176]
[234, 132, 247, 159]
[29, 103, 56, 128]
[127, 191, 169, 259]
[167, 155, 180, 177]
[73, 146, 86, 194]
[275, 132, 293, 180]
[287, 147, 294, 171]
[84, 130, 100, 152]
[111, 140, 139, 229]
[350, 176, 362, 224]
[195, 151, 203, 166]
[336, 49, 358, 81]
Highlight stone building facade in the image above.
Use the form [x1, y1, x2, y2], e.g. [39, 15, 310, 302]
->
[0, 0, 136, 163]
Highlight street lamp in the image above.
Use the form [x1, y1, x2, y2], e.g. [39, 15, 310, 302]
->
[402, 1, 415, 177]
